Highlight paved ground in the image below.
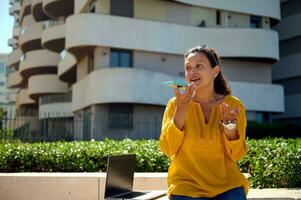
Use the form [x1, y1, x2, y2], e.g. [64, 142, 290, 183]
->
[156, 189, 301, 200]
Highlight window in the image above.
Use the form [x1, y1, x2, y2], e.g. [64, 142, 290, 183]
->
[0, 63, 5, 73]
[87, 52, 94, 73]
[179, 72, 185, 77]
[89, 0, 96, 13]
[250, 15, 262, 28]
[110, 49, 133, 67]
[60, 50, 66, 60]
[108, 104, 133, 129]
[20, 54, 26, 62]
[216, 10, 221, 25]
[20, 27, 28, 35]
[110, 0, 133, 17]
[0, 81, 5, 87]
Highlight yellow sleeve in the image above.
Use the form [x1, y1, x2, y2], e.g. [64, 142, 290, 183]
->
[159, 98, 185, 159]
[223, 102, 247, 162]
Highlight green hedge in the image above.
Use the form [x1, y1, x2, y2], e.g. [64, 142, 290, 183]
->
[238, 138, 301, 188]
[0, 138, 300, 188]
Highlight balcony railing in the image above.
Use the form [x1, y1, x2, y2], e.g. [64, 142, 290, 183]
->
[42, 19, 65, 29]
[40, 92, 72, 105]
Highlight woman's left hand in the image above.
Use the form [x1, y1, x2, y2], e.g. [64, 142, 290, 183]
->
[220, 102, 241, 121]
[219, 103, 242, 140]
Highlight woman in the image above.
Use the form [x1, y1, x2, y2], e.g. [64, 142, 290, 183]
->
[160, 45, 248, 200]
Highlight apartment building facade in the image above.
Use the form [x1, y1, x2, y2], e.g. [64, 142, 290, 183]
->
[272, 0, 301, 125]
[0, 54, 9, 107]
[1, 53, 17, 122]
[7, 0, 284, 140]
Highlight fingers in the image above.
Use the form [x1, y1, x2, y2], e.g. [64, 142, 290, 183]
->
[220, 103, 241, 120]
[175, 83, 195, 100]
[187, 83, 196, 98]
[184, 83, 193, 96]
[174, 88, 180, 98]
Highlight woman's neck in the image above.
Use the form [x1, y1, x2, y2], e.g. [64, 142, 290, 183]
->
[192, 86, 220, 106]
[193, 88, 217, 103]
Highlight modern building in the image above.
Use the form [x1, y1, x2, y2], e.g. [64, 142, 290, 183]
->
[1, 53, 17, 130]
[272, 0, 301, 125]
[7, 0, 284, 140]
[0, 54, 9, 107]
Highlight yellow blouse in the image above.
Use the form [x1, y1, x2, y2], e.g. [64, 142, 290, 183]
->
[160, 95, 248, 198]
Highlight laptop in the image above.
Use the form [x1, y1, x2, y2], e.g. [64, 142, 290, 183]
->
[104, 154, 166, 200]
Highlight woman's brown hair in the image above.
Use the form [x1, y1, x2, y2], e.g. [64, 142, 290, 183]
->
[184, 45, 231, 95]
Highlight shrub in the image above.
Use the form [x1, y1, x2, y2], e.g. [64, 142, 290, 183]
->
[0, 139, 169, 172]
[0, 138, 300, 188]
[238, 138, 301, 188]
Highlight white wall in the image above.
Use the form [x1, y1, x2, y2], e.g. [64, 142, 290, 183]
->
[66, 14, 279, 61]
[72, 68, 284, 113]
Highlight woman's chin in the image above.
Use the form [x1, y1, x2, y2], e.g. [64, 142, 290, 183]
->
[193, 81, 201, 87]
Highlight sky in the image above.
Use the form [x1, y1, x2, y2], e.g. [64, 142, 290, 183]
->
[0, 0, 14, 54]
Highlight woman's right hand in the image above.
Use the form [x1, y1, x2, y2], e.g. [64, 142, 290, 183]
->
[173, 83, 196, 130]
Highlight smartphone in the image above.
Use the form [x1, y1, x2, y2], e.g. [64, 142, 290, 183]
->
[162, 80, 188, 89]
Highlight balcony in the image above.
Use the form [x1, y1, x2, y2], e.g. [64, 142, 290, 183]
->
[32, 0, 51, 21]
[19, 49, 59, 78]
[6, 91, 18, 103]
[71, 68, 182, 111]
[15, 89, 36, 108]
[39, 92, 73, 118]
[28, 74, 68, 100]
[66, 14, 279, 61]
[22, 15, 35, 27]
[40, 91, 72, 105]
[172, 0, 280, 21]
[9, 2, 20, 16]
[19, 22, 43, 53]
[41, 20, 65, 53]
[7, 71, 24, 89]
[7, 48, 22, 67]
[7, 38, 17, 47]
[12, 26, 20, 38]
[43, 0, 74, 18]
[19, 0, 31, 24]
[58, 50, 76, 83]
[72, 68, 284, 113]
[229, 81, 284, 112]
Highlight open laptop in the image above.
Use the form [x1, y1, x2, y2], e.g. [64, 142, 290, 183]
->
[104, 154, 166, 200]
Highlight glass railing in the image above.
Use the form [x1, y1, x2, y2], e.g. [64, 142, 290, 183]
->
[42, 18, 65, 29]
[40, 92, 72, 105]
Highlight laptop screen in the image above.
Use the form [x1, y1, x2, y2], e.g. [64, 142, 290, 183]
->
[104, 154, 136, 198]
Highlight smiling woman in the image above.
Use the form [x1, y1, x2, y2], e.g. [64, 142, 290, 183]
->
[0, 1, 14, 54]
[160, 45, 248, 200]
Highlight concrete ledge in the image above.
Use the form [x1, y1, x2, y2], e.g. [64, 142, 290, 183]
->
[247, 189, 301, 200]
[0, 173, 300, 200]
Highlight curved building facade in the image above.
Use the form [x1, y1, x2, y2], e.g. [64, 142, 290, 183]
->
[7, 0, 72, 137]
[8, 0, 284, 140]
[272, 0, 301, 124]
